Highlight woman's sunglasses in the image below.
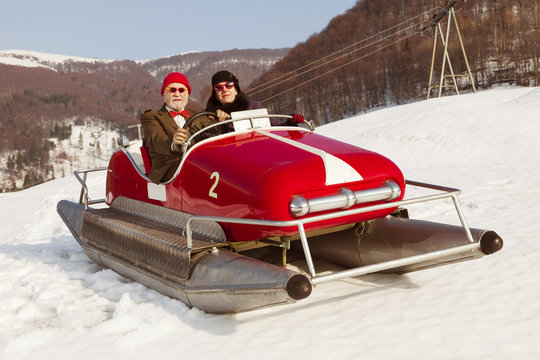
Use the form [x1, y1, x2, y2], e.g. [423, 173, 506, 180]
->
[166, 87, 187, 93]
[214, 81, 235, 92]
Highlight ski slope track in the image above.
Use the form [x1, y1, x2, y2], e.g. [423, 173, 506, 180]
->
[1, 86, 539, 359]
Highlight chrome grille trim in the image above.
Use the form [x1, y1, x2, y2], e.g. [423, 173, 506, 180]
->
[290, 181, 401, 218]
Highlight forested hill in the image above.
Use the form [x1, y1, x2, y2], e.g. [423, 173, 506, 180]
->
[0, 61, 158, 151]
[0, 48, 287, 191]
[248, 0, 540, 125]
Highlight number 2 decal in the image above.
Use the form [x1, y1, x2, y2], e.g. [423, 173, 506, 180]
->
[209, 172, 219, 199]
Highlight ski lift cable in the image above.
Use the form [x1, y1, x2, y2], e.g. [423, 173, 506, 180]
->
[260, 30, 421, 104]
[247, 7, 441, 95]
[249, 20, 426, 98]
[251, 17, 430, 99]
[247, 6, 442, 97]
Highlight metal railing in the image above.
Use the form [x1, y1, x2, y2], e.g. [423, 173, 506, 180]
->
[184, 180, 476, 284]
[74, 168, 108, 210]
[185, 114, 316, 152]
[72, 167, 477, 284]
[72, 135, 477, 285]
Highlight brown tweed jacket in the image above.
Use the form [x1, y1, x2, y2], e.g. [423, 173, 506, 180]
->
[140, 104, 213, 183]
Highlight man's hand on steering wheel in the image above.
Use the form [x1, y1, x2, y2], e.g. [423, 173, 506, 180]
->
[172, 128, 188, 152]
[180, 112, 219, 152]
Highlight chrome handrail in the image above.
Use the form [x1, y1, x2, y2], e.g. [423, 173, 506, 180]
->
[72, 164, 477, 284]
[74, 167, 107, 209]
[185, 114, 314, 151]
[185, 180, 475, 282]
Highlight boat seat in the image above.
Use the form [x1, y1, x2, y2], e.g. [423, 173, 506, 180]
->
[140, 145, 152, 173]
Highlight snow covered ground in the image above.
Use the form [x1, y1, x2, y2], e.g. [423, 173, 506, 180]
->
[1, 86, 539, 359]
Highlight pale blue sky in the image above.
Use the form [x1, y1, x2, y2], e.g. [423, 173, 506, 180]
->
[1, 0, 358, 60]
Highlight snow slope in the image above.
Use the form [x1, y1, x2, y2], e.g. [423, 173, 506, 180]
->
[1, 86, 539, 359]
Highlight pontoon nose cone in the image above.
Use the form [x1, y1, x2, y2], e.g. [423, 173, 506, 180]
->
[290, 196, 309, 217]
[480, 231, 503, 255]
[286, 274, 312, 300]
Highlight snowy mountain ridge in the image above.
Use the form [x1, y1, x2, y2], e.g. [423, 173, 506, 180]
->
[0, 49, 115, 70]
[0, 49, 202, 69]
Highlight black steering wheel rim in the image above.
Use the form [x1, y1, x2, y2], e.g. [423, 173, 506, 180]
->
[183, 111, 217, 130]
[181, 111, 218, 152]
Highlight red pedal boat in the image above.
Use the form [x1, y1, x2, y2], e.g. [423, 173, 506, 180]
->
[57, 110, 503, 313]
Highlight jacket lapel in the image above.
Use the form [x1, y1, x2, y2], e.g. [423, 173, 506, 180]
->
[158, 104, 179, 131]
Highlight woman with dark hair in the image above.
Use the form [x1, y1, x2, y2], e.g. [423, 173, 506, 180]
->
[205, 70, 304, 129]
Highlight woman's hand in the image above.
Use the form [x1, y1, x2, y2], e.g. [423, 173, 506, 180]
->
[215, 109, 231, 122]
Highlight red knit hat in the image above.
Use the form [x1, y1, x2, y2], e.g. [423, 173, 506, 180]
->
[161, 72, 191, 95]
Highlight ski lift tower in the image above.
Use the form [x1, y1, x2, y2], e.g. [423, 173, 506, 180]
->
[427, 0, 476, 99]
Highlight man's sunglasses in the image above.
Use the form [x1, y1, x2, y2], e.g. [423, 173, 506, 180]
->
[214, 81, 235, 92]
[166, 87, 188, 93]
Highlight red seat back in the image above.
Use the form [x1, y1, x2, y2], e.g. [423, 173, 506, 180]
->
[140, 146, 152, 173]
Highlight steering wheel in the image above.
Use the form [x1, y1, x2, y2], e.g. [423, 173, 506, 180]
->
[182, 111, 217, 132]
[181, 111, 218, 151]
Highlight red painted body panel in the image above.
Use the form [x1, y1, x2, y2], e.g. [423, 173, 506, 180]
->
[105, 127, 405, 242]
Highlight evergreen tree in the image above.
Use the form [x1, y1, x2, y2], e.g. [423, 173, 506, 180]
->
[6, 155, 15, 171]
[79, 132, 84, 149]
